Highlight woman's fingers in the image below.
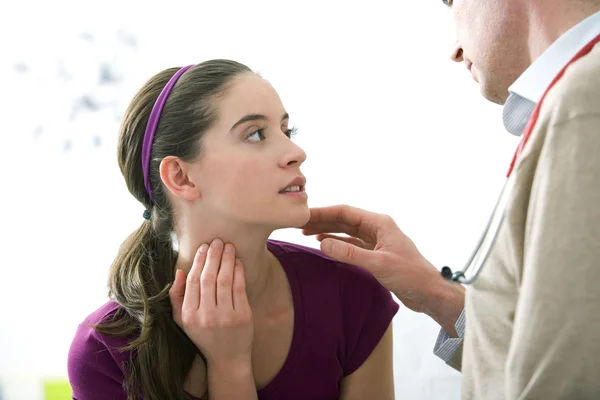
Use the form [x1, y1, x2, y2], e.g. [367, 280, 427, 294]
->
[182, 243, 209, 311]
[171, 241, 255, 365]
[200, 238, 225, 309]
[216, 243, 236, 309]
[168, 268, 187, 326]
[232, 258, 249, 311]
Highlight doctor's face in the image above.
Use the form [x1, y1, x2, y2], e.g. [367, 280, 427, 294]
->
[445, 0, 530, 104]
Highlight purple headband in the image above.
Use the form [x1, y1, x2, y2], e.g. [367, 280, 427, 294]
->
[142, 64, 194, 203]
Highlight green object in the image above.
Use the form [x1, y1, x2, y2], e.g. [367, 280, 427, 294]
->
[43, 379, 72, 400]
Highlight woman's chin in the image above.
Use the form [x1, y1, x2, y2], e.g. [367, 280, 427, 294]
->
[289, 207, 311, 228]
[270, 207, 311, 230]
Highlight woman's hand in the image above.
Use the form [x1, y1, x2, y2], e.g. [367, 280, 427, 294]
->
[169, 238, 254, 367]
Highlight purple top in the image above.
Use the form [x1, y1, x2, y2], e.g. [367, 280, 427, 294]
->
[68, 240, 399, 399]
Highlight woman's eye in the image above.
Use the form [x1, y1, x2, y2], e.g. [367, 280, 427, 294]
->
[285, 126, 298, 138]
[247, 129, 265, 142]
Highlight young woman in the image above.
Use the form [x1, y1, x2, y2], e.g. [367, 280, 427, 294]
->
[67, 59, 399, 400]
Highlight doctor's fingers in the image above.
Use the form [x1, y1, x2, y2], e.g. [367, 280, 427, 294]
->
[315, 233, 375, 250]
[319, 236, 387, 271]
[303, 205, 383, 241]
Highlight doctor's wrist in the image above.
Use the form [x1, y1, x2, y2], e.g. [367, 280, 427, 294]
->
[424, 278, 465, 338]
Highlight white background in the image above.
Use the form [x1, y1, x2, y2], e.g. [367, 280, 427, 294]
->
[0, 0, 519, 398]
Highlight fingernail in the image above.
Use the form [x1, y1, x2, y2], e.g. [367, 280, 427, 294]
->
[199, 244, 209, 253]
[212, 238, 223, 249]
[224, 244, 233, 253]
[321, 239, 333, 254]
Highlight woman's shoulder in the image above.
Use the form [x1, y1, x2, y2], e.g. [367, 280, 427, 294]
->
[71, 300, 128, 349]
[73, 300, 133, 348]
[267, 239, 384, 289]
[267, 239, 333, 260]
[68, 301, 131, 398]
[80, 300, 122, 325]
[69, 300, 130, 358]
[268, 240, 398, 377]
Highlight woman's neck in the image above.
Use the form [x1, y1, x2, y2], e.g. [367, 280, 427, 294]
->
[174, 217, 278, 308]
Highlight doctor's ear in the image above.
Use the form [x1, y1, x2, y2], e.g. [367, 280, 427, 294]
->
[159, 156, 202, 201]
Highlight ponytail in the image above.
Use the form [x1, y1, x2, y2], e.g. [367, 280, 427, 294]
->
[95, 220, 198, 400]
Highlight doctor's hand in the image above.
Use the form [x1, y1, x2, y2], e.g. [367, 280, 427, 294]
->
[302, 205, 464, 336]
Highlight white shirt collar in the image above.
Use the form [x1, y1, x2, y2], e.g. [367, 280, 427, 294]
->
[508, 10, 600, 104]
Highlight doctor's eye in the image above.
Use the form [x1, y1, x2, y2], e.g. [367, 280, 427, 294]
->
[442, 0, 453, 6]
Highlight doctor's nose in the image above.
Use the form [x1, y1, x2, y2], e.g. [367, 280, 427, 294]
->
[450, 43, 464, 63]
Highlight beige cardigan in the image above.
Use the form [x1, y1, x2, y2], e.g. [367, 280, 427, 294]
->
[457, 43, 600, 399]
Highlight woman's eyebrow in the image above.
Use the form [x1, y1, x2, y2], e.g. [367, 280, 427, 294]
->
[230, 112, 290, 131]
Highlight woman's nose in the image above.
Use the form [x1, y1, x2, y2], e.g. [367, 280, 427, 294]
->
[280, 140, 307, 167]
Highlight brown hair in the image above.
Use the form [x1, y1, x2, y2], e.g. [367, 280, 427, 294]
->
[95, 59, 253, 399]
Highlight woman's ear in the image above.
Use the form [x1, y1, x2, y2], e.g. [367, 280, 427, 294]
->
[159, 156, 202, 201]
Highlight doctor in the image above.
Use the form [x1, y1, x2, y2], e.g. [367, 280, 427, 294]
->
[302, 0, 600, 398]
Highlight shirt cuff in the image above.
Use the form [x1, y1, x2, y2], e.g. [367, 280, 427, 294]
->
[433, 308, 466, 362]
